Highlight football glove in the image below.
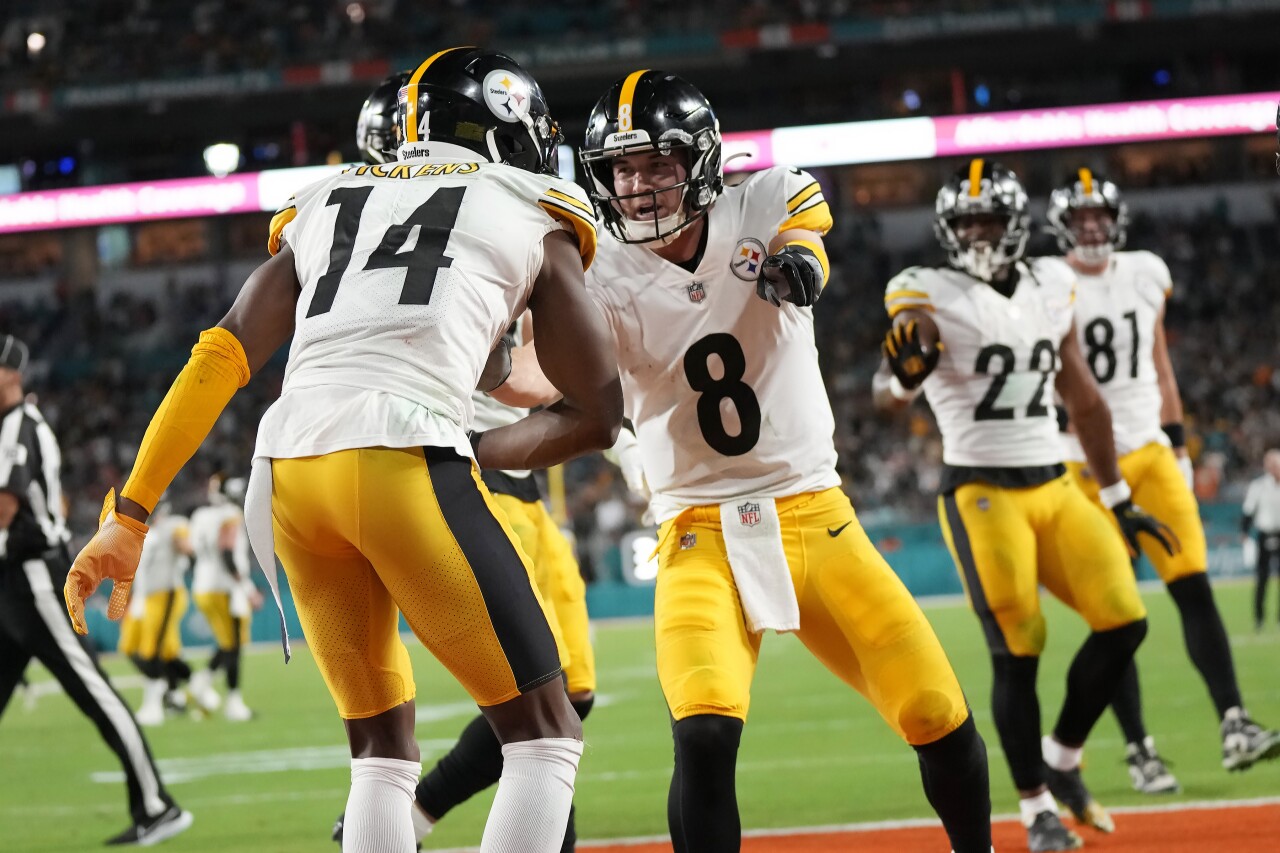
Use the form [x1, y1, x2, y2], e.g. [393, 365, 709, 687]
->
[883, 319, 943, 390]
[64, 489, 149, 635]
[1112, 499, 1181, 559]
[756, 244, 824, 308]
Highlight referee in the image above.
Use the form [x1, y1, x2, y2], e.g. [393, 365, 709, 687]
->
[0, 335, 192, 846]
[1243, 449, 1280, 631]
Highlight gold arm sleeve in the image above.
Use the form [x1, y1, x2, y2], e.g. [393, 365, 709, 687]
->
[121, 328, 251, 512]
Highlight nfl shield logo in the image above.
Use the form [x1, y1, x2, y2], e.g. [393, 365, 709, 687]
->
[686, 281, 705, 303]
[737, 502, 761, 527]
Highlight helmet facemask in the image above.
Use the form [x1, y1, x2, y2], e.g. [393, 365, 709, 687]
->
[934, 166, 1030, 283]
[1047, 173, 1129, 266]
[581, 125, 720, 246]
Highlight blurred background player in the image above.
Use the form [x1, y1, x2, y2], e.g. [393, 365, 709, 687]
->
[331, 77, 599, 852]
[1048, 171, 1280, 787]
[189, 472, 257, 721]
[504, 69, 994, 853]
[1242, 449, 1280, 631]
[118, 497, 196, 725]
[0, 334, 192, 845]
[879, 160, 1176, 852]
[64, 47, 622, 853]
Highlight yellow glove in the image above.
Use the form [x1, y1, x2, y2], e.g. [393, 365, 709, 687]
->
[64, 489, 149, 635]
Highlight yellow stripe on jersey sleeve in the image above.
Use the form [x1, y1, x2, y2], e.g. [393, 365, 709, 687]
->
[268, 205, 297, 256]
[543, 187, 594, 216]
[885, 287, 934, 319]
[538, 200, 598, 271]
[786, 182, 822, 213]
[886, 301, 935, 319]
[778, 199, 832, 236]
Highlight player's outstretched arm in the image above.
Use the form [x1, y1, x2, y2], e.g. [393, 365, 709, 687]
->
[471, 230, 622, 471]
[1058, 321, 1179, 557]
[880, 308, 943, 408]
[65, 249, 299, 634]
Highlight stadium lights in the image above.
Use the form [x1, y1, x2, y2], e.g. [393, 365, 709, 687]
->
[26, 32, 46, 57]
[202, 143, 241, 178]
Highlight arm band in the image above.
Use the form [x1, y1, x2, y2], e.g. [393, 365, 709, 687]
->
[1098, 479, 1132, 509]
[1161, 422, 1185, 449]
[121, 328, 251, 513]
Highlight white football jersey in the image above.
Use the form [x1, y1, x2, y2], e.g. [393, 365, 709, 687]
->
[254, 158, 596, 461]
[190, 503, 248, 594]
[884, 258, 1078, 468]
[589, 166, 839, 522]
[132, 514, 189, 598]
[1060, 250, 1171, 462]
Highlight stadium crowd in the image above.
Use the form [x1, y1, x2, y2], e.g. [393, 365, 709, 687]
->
[1, 197, 1275, 556]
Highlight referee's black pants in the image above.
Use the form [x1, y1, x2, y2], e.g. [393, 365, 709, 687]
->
[1256, 533, 1280, 628]
[0, 549, 174, 824]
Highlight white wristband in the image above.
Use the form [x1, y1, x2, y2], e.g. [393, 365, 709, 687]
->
[888, 375, 914, 401]
[1098, 480, 1132, 509]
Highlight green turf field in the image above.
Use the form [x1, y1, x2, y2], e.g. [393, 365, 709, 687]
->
[4, 581, 1277, 852]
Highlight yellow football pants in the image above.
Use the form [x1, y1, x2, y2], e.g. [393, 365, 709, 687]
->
[271, 446, 564, 720]
[490, 493, 596, 695]
[939, 473, 1147, 658]
[1067, 442, 1207, 582]
[117, 589, 188, 661]
[655, 487, 969, 746]
[194, 591, 249, 652]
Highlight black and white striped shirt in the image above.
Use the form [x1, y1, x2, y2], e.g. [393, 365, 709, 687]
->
[0, 402, 71, 563]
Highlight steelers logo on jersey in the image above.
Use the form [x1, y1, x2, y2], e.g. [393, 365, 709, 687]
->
[731, 237, 766, 281]
[483, 70, 531, 122]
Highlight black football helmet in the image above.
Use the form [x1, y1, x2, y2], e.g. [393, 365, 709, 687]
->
[394, 47, 562, 174]
[357, 71, 409, 165]
[580, 70, 723, 245]
[1046, 167, 1129, 263]
[934, 159, 1030, 282]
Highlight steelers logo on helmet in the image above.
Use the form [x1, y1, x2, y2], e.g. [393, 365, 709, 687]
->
[483, 69, 532, 123]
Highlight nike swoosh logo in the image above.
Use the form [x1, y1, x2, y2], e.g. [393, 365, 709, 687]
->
[827, 522, 852, 537]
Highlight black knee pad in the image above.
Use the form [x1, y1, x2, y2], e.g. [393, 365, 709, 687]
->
[571, 695, 595, 723]
[1106, 618, 1149, 655]
[673, 714, 743, 765]
[1168, 572, 1213, 611]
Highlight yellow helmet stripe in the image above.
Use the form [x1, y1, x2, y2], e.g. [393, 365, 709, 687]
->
[968, 158, 985, 197]
[617, 69, 650, 133]
[1078, 167, 1094, 195]
[404, 46, 473, 143]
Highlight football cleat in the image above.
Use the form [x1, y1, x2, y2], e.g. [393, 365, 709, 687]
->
[1221, 707, 1280, 771]
[105, 804, 193, 847]
[1026, 811, 1083, 852]
[1126, 738, 1180, 794]
[1044, 764, 1114, 833]
[223, 692, 254, 722]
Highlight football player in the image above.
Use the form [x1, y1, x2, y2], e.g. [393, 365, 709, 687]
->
[501, 70, 993, 853]
[117, 498, 195, 725]
[330, 76, 597, 852]
[1047, 170, 1280, 785]
[188, 473, 257, 721]
[64, 47, 622, 853]
[879, 160, 1174, 852]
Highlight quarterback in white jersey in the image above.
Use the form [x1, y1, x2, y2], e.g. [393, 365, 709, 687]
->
[505, 69, 992, 853]
[880, 159, 1176, 852]
[65, 48, 622, 853]
[1048, 169, 1279, 784]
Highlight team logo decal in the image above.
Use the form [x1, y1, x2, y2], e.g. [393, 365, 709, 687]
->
[737, 502, 762, 527]
[680, 532, 697, 550]
[686, 281, 706, 303]
[731, 237, 766, 281]
[482, 70, 531, 122]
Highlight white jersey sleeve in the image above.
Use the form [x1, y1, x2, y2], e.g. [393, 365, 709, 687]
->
[895, 259, 1077, 468]
[1060, 250, 1170, 462]
[190, 504, 243, 594]
[588, 166, 838, 522]
[254, 162, 596, 462]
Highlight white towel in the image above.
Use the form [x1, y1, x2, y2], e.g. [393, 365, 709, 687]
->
[244, 456, 292, 662]
[718, 497, 799, 634]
